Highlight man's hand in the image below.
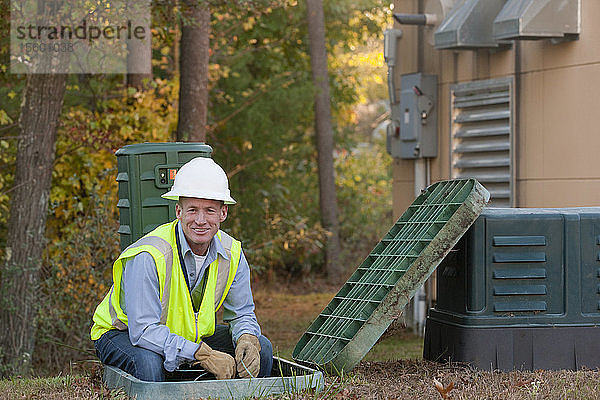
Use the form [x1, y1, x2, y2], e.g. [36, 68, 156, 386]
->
[194, 342, 236, 380]
[235, 334, 261, 378]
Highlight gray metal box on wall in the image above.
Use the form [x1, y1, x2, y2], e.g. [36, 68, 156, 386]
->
[115, 142, 212, 251]
[387, 73, 438, 159]
[424, 207, 600, 370]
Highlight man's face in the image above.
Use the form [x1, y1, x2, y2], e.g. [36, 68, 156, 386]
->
[176, 197, 228, 256]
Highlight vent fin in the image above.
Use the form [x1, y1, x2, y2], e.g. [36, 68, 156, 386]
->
[451, 78, 513, 207]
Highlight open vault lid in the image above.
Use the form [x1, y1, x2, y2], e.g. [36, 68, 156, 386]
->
[292, 179, 490, 374]
[493, 0, 581, 40]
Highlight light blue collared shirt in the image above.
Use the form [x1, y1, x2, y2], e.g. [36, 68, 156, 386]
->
[120, 222, 261, 372]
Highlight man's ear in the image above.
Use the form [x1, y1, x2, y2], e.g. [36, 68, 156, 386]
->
[220, 205, 228, 222]
[175, 202, 182, 219]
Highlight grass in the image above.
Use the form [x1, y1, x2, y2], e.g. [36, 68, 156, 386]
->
[348, 360, 600, 400]
[364, 334, 423, 362]
[0, 372, 128, 399]
[4, 287, 600, 399]
[0, 376, 75, 398]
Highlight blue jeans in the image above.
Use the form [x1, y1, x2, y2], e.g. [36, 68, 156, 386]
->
[94, 325, 273, 382]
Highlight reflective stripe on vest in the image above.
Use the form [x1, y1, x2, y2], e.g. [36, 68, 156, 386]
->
[214, 232, 234, 310]
[107, 286, 127, 330]
[119, 235, 174, 325]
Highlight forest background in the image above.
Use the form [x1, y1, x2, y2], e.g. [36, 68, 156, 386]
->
[0, 0, 394, 376]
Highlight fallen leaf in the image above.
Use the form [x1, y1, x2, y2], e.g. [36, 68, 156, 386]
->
[433, 378, 455, 399]
[513, 378, 533, 388]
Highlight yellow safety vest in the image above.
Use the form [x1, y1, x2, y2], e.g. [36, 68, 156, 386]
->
[90, 220, 241, 343]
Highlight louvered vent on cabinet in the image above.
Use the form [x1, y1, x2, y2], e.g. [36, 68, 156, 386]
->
[450, 78, 514, 207]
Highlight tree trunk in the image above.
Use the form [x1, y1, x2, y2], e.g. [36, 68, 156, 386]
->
[168, 0, 180, 80]
[0, 73, 67, 377]
[127, 45, 152, 90]
[126, 0, 152, 90]
[305, 0, 343, 281]
[126, 32, 152, 89]
[177, 0, 210, 142]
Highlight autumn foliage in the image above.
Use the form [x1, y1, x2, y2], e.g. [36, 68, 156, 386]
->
[0, 0, 393, 373]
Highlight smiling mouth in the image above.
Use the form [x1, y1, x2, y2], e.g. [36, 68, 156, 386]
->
[192, 227, 209, 234]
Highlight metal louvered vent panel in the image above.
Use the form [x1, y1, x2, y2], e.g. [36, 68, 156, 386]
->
[450, 78, 514, 207]
[491, 233, 550, 313]
[292, 179, 490, 373]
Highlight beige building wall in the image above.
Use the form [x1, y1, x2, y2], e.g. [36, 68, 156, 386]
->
[392, 0, 600, 217]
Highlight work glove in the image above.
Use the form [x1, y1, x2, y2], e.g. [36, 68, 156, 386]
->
[194, 342, 236, 380]
[235, 334, 261, 378]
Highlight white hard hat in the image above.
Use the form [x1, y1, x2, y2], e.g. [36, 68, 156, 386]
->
[161, 157, 236, 204]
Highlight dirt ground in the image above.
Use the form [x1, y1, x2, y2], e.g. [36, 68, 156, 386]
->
[252, 285, 337, 358]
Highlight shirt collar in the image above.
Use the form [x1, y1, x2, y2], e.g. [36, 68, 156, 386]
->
[176, 221, 230, 260]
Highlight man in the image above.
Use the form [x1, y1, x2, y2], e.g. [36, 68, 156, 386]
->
[91, 157, 272, 381]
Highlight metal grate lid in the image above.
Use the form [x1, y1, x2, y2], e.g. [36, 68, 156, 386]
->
[292, 179, 490, 373]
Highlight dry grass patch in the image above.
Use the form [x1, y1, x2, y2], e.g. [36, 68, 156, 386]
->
[339, 359, 600, 400]
[0, 364, 127, 399]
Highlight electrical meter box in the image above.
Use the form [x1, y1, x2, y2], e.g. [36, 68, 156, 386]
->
[115, 142, 213, 251]
[424, 207, 600, 371]
[387, 72, 437, 159]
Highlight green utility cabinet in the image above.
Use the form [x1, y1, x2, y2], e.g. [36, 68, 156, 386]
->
[424, 207, 600, 370]
[115, 142, 212, 251]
